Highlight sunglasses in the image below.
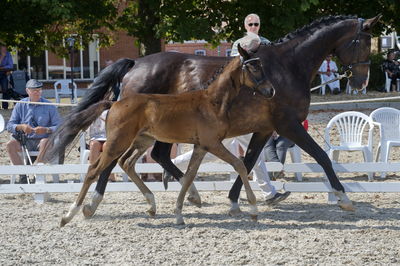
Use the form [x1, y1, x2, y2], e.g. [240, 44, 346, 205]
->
[248, 23, 259, 27]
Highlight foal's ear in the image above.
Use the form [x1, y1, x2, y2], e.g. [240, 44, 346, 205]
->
[238, 44, 250, 60]
[362, 14, 382, 31]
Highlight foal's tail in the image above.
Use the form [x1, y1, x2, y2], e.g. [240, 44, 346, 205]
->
[40, 100, 113, 163]
[40, 58, 135, 162]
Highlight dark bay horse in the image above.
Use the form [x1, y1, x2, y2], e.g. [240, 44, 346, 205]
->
[43, 15, 380, 218]
[59, 45, 272, 226]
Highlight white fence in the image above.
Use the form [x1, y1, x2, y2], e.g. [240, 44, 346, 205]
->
[1, 162, 400, 204]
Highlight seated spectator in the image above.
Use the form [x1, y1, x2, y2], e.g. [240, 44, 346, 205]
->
[0, 44, 14, 110]
[6, 79, 61, 183]
[265, 120, 308, 180]
[382, 51, 400, 91]
[318, 54, 340, 94]
[87, 110, 116, 182]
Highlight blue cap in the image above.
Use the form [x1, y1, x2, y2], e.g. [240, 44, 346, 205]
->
[26, 79, 43, 89]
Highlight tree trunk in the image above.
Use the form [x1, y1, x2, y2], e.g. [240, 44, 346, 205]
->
[138, 0, 162, 56]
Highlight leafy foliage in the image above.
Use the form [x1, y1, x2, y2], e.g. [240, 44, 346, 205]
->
[1, 0, 400, 56]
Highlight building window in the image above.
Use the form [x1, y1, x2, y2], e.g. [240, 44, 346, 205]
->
[194, 49, 206, 56]
[16, 36, 100, 81]
[225, 49, 232, 57]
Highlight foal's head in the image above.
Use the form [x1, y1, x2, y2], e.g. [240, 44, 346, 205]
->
[238, 44, 275, 98]
[334, 15, 381, 89]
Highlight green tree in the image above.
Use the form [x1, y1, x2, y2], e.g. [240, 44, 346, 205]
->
[0, 0, 117, 56]
[1, 0, 399, 57]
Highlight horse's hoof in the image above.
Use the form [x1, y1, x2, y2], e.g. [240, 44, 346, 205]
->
[250, 214, 258, 222]
[176, 217, 185, 225]
[147, 209, 156, 217]
[228, 208, 242, 217]
[338, 201, 356, 212]
[82, 205, 95, 218]
[187, 195, 202, 208]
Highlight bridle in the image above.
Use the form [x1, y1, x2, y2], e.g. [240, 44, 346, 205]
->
[241, 57, 274, 98]
[337, 18, 372, 72]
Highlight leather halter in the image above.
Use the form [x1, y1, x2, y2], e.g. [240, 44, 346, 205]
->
[339, 18, 372, 71]
[241, 57, 269, 90]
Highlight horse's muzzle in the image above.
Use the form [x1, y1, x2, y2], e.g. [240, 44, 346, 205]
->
[259, 86, 275, 99]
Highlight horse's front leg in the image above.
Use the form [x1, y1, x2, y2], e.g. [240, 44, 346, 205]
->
[279, 120, 355, 211]
[228, 132, 271, 214]
[175, 145, 206, 225]
[151, 141, 201, 207]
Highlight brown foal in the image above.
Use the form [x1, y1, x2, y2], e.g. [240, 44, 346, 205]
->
[60, 44, 274, 226]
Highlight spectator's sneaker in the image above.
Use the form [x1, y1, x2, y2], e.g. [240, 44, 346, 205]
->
[265, 191, 291, 205]
[19, 175, 28, 184]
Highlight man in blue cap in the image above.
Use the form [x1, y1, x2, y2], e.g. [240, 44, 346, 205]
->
[6, 79, 61, 183]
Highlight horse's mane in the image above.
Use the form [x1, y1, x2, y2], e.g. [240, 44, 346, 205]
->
[199, 60, 231, 90]
[271, 15, 358, 44]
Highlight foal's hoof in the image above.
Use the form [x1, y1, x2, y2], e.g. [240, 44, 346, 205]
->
[60, 217, 68, 227]
[250, 214, 258, 222]
[147, 209, 156, 217]
[187, 195, 202, 208]
[338, 201, 356, 212]
[82, 205, 95, 218]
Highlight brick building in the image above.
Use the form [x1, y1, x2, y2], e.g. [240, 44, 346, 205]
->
[11, 32, 232, 89]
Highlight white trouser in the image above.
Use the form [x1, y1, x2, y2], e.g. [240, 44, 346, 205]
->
[172, 134, 276, 199]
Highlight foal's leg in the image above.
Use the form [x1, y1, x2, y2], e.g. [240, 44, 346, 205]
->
[151, 141, 202, 207]
[279, 120, 354, 211]
[228, 132, 271, 207]
[118, 138, 158, 216]
[60, 153, 120, 227]
[82, 159, 117, 218]
[208, 142, 258, 221]
[175, 145, 206, 225]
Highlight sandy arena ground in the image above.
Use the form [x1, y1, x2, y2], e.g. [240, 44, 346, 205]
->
[0, 91, 399, 265]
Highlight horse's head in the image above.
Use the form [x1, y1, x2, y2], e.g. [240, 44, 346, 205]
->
[238, 44, 275, 98]
[334, 15, 381, 89]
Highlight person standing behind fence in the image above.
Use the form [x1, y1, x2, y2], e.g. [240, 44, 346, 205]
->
[318, 54, 341, 94]
[0, 44, 14, 110]
[230, 13, 270, 57]
[6, 79, 61, 183]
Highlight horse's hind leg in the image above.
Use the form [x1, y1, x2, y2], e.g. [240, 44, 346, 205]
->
[279, 120, 354, 211]
[208, 142, 258, 221]
[152, 141, 201, 208]
[82, 159, 117, 218]
[175, 145, 206, 225]
[119, 136, 157, 216]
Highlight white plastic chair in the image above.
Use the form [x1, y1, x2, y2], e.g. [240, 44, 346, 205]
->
[324, 111, 374, 181]
[370, 107, 400, 178]
[319, 75, 327, 95]
[0, 114, 5, 133]
[384, 71, 400, 92]
[54, 79, 78, 104]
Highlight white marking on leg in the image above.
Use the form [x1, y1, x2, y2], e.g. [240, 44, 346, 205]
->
[144, 193, 156, 216]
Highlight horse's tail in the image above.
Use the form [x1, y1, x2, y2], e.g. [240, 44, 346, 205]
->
[40, 100, 113, 163]
[74, 58, 135, 113]
[40, 58, 134, 162]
